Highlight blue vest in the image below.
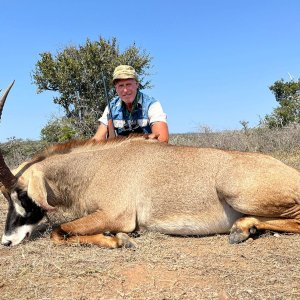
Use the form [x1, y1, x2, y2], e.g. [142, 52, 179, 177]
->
[109, 92, 157, 136]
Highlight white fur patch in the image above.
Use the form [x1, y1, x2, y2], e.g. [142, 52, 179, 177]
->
[146, 204, 243, 236]
[1, 224, 34, 246]
[11, 191, 26, 217]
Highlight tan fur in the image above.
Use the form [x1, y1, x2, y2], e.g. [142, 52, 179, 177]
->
[7, 136, 300, 247]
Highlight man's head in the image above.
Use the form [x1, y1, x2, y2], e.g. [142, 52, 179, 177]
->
[113, 65, 139, 106]
[113, 65, 138, 83]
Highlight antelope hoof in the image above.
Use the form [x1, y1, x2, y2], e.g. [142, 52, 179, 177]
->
[116, 233, 138, 249]
[229, 227, 250, 244]
[51, 227, 68, 244]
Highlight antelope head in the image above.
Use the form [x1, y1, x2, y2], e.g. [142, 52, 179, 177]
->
[0, 82, 45, 246]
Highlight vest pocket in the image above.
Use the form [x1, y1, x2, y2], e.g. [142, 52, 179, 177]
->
[137, 119, 149, 127]
[113, 120, 126, 128]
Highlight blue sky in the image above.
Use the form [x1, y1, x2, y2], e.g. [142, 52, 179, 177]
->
[1, 0, 300, 141]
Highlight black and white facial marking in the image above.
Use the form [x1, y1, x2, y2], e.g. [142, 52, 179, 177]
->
[1, 188, 45, 246]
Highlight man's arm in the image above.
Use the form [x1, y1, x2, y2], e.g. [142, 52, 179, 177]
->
[92, 123, 108, 141]
[151, 122, 169, 142]
[148, 101, 169, 142]
[92, 106, 109, 141]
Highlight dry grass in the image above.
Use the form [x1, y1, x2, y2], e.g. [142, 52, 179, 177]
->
[170, 124, 300, 153]
[1, 130, 300, 299]
[1, 204, 300, 300]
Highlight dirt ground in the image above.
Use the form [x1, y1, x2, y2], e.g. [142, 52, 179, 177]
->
[1, 145, 300, 300]
[0, 197, 300, 300]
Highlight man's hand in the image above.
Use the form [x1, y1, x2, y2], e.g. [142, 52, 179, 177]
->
[144, 133, 160, 140]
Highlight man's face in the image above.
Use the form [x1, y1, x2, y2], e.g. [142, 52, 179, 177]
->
[115, 79, 139, 105]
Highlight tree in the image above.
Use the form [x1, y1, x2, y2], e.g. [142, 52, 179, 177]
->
[40, 117, 77, 143]
[32, 37, 153, 141]
[263, 78, 300, 128]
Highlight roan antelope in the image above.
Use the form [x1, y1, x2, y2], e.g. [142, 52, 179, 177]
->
[1, 82, 300, 248]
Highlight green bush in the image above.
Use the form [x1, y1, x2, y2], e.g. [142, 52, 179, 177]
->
[0, 138, 46, 168]
[40, 117, 79, 143]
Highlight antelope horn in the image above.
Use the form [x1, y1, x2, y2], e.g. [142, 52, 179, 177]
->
[0, 154, 17, 190]
[0, 81, 17, 190]
[0, 80, 15, 120]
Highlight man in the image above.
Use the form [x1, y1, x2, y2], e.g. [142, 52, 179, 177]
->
[92, 65, 169, 142]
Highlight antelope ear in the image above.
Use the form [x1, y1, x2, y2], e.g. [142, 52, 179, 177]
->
[27, 170, 55, 211]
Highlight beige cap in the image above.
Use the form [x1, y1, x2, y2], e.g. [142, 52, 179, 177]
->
[113, 65, 138, 83]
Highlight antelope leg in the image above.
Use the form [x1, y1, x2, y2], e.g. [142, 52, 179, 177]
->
[50, 210, 137, 248]
[51, 230, 136, 248]
[229, 216, 300, 244]
[56, 210, 124, 236]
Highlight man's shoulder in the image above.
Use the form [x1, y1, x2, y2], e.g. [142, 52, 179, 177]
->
[139, 92, 158, 106]
[110, 96, 122, 107]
